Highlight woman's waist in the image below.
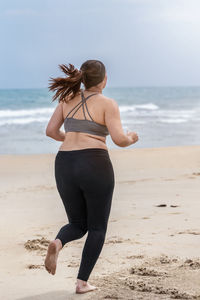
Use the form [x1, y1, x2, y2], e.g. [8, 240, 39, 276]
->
[59, 135, 108, 152]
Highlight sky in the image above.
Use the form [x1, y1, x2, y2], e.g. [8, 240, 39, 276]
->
[0, 0, 200, 88]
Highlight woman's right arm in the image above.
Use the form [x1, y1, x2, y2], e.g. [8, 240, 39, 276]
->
[105, 98, 139, 147]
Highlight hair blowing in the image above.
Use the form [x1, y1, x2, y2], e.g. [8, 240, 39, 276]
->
[48, 60, 106, 103]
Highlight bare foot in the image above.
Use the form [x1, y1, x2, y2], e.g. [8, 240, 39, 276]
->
[75, 279, 98, 294]
[44, 239, 62, 275]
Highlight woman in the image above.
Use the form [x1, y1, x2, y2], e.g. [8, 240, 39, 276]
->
[44, 59, 139, 294]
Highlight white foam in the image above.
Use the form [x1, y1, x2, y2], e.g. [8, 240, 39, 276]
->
[135, 103, 159, 110]
[0, 117, 49, 126]
[0, 107, 54, 118]
[125, 108, 197, 119]
[119, 103, 159, 113]
[122, 120, 146, 125]
[159, 118, 188, 124]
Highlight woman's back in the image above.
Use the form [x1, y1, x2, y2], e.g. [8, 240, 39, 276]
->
[59, 90, 109, 151]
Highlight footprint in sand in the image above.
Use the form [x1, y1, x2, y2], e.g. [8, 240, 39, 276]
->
[103, 293, 119, 299]
[149, 255, 178, 264]
[24, 237, 50, 252]
[179, 259, 200, 269]
[125, 278, 153, 292]
[105, 237, 123, 244]
[129, 266, 167, 277]
[27, 264, 43, 269]
[124, 278, 194, 299]
[126, 255, 145, 259]
[105, 236, 131, 244]
[178, 230, 200, 235]
[67, 261, 79, 267]
[159, 255, 178, 264]
[155, 204, 180, 208]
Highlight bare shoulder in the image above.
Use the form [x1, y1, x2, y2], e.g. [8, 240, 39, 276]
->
[97, 94, 117, 108]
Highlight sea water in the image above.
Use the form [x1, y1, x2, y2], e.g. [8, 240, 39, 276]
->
[0, 87, 200, 154]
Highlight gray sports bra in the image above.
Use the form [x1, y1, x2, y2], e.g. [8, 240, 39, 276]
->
[64, 90, 109, 137]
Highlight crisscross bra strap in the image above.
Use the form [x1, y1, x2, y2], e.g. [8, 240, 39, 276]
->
[65, 91, 98, 119]
[81, 91, 98, 121]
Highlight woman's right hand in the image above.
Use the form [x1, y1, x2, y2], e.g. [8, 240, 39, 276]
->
[126, 130, 139, 145]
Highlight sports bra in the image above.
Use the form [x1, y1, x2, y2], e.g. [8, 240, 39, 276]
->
[63, 90, 109, 137]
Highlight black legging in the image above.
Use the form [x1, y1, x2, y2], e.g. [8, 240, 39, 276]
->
[54, 148, 115, 281]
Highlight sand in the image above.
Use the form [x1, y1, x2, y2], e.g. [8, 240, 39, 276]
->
[0, 145, 200, 300]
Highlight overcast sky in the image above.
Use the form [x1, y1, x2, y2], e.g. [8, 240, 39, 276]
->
[1, 0, 200, 88]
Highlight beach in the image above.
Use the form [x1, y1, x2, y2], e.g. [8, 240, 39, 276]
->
[1, 145, 200, 300]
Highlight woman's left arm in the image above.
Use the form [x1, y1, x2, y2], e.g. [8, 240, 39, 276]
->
[46, 102, 65, 141]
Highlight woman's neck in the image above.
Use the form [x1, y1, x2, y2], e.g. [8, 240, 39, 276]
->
[84, 87, 102, 94]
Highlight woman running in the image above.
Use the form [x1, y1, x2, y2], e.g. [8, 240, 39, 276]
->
[44, 59, 139, 294]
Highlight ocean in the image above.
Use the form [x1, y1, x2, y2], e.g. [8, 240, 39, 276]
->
[0, 87, 200, 154]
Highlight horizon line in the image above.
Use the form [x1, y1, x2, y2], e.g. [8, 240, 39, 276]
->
[0, 85, 200, 90]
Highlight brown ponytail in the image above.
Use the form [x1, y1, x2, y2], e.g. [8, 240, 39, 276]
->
[48, 64, 82, 103]
[49, 60, 106, 103]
